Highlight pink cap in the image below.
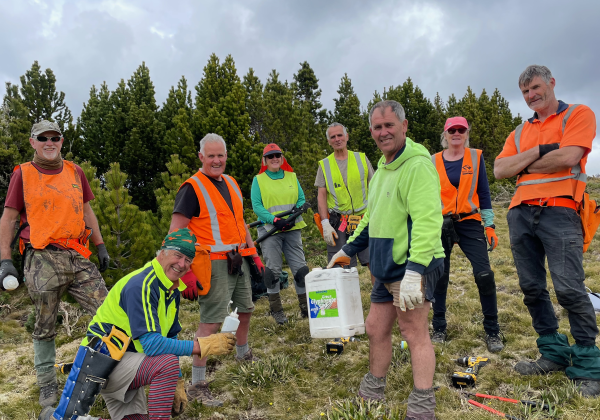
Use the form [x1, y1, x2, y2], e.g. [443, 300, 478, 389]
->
[444, 116, 469, 131]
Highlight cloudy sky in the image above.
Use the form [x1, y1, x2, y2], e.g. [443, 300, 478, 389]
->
[2, 0, 599, 171]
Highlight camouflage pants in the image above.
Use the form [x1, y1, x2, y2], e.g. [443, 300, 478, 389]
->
[24, 247, 108, 341]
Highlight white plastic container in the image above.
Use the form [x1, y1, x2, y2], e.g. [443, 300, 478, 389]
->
[221, 301, 240, 334]
[3, 275, 19, 291]
[304, 267, 365, 338]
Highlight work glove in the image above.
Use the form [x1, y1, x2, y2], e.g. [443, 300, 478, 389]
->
[197, 333, 236, 358]
[485, 227, 498, 252]
[326, 249, 351, 269]
[399, 270, 424, 311]
[97, 243, 110, 272]
[539, 142, 560, 158]
[273, 217, 288, 231]
[253, 255, 265, 275]
[321, 219, 338, 247]
[0, 259, 19, 291]
[171, 378, 188, 417]
[181, 271, 202, 301]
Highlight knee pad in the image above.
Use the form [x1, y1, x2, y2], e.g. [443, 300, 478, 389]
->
[474, 270, 496, 296]
[53, 338, 119, 420]
[522, 287, 544, 306]
[294, 266, 310, 288]
[263, 267, 277, 289]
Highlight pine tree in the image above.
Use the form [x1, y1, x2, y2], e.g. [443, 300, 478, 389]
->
[77, 83, 112, 175]
[243, 68, 266, 143]
[81, 162, 156, 287]
[293, 61, 327, 123]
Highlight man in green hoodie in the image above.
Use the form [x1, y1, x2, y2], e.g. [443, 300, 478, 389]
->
[328, 100, 445, 420]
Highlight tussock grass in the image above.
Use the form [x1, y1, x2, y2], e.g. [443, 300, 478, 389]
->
[3, 182, 600, 418]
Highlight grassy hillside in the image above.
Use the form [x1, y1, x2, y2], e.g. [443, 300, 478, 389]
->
[2, 180, 600, 419]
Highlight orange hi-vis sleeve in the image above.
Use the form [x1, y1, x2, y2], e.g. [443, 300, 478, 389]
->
[21, 161, 86, 250]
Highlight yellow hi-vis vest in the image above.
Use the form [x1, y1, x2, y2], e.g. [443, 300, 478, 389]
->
[256, 171, 307, 232]
[319, 152, 368, 215]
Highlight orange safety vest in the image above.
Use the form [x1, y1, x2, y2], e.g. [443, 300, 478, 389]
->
[182, 170, 247, 252]
[433, 148, 482, 222]
[19, 161, 89, 255]
[510, 104, 588, 208]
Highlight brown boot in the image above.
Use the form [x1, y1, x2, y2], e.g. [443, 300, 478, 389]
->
[297, 293, 309, 318]
[268, 292, 287, 324]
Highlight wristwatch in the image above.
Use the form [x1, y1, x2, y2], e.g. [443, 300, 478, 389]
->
[487, 224, 496, 229]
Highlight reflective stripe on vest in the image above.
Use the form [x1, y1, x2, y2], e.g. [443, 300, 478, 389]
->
[515, 104, 587, 188]
[256, 171, 306, 232]
[185, 172, 246, 252]
[20, 161, 86, 250]
[433, 148, 482, 221]
[320, 152, 368, 215]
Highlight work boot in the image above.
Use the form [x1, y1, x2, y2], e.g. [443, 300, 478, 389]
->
[235, 348, 260, 364]
[358, 372, 386, 402]
[38, 381, 58, 407]
[297, 293, 309, 318]
[485, 334, 504, 353]
[38, 407, 54, 420]
[514, 356, 567, 375]
[430, 330, 447, 344]
[406, 387, 436, 419]
[268, 292, 288, 325]
[573, 379, 600, 398]
[186, 380, 223, 407]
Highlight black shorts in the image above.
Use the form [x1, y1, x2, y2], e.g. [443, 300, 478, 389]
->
[371, 262, 443, 304]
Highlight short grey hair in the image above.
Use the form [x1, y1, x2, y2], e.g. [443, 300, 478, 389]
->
[440, 125, 471, 149]
[369, 100, 405, 127]
[156, 249, 173, 257]
[326, 122, 347, 138]
[518, 65, 553, 88]
[199, 133, 227, 155]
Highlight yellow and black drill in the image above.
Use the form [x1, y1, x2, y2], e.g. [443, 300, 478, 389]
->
[451, 356, 489, 388]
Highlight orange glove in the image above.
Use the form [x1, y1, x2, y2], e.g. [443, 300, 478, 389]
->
[485, 226, 498, 251]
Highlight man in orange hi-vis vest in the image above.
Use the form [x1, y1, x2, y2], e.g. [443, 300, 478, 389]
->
[0, 120, 109, 407]
[168, 133, 264, 407]
[495, 65, 600, 397]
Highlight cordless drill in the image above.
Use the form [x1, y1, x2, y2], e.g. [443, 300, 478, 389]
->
[451, 356, 489, 388]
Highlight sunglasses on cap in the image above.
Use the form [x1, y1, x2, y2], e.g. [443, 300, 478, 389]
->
[265, 153, 282, 159]
[33, 135, 62, 142]
[447, 128, 468, 134]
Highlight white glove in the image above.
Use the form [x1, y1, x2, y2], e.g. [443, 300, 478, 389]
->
[327, 249, 349, 269]
[321, 219, 338, 247]
[399, 270, 424, 311]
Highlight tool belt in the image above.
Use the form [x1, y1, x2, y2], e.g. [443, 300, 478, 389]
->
[329, 212, 363, 235]
[522, 197, 578, 211]
[209, 247, 257, 260]
[447, 209, 479, 221]
[12, 222, 93, 259]
[442, 215, 460, 251]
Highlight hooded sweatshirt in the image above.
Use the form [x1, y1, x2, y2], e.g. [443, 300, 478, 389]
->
[343, 138, 445, 282]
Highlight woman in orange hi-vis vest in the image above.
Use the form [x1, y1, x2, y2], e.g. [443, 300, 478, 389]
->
[430, 116, 503, 353]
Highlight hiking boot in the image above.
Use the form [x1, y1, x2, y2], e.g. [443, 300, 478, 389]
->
[271, 310, 288, 325]
[430, 330, 447, 344]
[357, 372, 386, 402]
[297, 293, 309, 318]
[39, 381, 58, 407]
[514, 356, 566, 375]
[38, 407, 54, 420]
[186, 381, 223, 407]
[485, 334, 504, 353]
[236, 348, 260, 364]
[268, 292, 288, 324]
[573, 379, 600, 397]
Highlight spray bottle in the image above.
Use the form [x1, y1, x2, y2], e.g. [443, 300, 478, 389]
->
[2, 275, 19, 291]
[221, 300, 240, 334]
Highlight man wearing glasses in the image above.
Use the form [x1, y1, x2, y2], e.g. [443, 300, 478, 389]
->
[0, 120, 110, 407]
[315, 123, 375, 271]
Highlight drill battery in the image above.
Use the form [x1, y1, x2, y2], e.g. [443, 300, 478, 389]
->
[451, 356, 489, 388]
[326, 337, 360, 354]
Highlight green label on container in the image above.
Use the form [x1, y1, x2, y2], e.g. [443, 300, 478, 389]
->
[308, 289, 338, 318]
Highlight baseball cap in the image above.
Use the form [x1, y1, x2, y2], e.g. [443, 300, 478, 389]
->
[161, 228, 197, 259]
[263, 143, 282, 156]
[31, 120, 62, 137]
[444, 117, 469, 131]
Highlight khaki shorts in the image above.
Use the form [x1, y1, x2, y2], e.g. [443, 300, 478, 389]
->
[198, 259, 254, 323]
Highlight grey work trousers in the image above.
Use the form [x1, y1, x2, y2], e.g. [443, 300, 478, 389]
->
[507, 205, 598, 345]
[257, 227, 307, 294]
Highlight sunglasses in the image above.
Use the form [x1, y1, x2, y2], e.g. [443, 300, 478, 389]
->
[33, 135, 62, 142]
[447, 128, 468, 134]
[266, 153, 282, 159]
